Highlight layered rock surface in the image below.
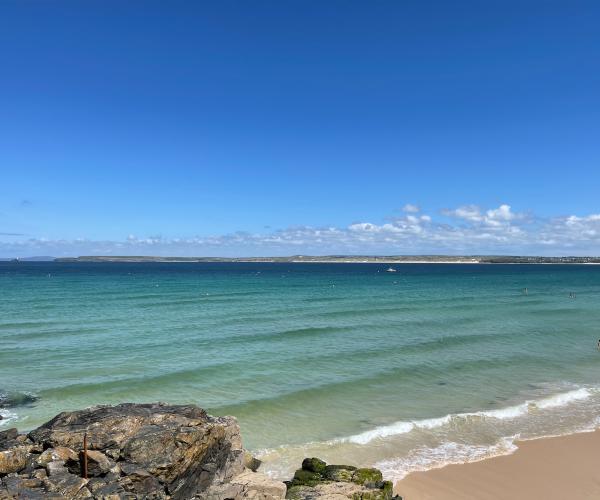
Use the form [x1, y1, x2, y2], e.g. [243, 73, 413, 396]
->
[0, 403, 285, 499]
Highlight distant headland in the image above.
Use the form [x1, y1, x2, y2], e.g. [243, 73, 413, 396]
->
[52, 255, 600, 264]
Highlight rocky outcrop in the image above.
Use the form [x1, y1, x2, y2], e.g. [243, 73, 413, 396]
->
[0, 403, 285, 499]
[0, 403, 402, 500]
[285, 458, 400, 500]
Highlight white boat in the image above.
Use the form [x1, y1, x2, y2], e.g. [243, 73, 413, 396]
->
[386, 267, 397, 273]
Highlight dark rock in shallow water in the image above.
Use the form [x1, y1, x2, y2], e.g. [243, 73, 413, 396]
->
[0, 402, 286, 499]
[286, 457, 400, 499]
[0, 391, 39, 408]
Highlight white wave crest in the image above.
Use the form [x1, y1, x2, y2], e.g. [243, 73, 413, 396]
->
[475, 402, 529, 420]
[343, 421, 415, 445]
[339, 387, 595, 445]
[375, 435, 519, 481]
[0, 409, 17, 427]
[536, 388, 591, 409]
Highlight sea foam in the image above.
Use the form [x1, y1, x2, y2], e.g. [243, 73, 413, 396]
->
[375, 435, 519, 481]
[340, 387, 594, 445]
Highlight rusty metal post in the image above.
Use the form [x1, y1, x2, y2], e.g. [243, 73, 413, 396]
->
[82, 433, 88, 479]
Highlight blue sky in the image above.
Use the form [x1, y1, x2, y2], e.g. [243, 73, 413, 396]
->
[1, 1, 599, 257]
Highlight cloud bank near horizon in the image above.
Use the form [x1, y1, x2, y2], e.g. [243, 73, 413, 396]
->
[1, 204, 600, 258]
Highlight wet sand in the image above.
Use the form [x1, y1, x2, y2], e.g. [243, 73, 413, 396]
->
[396, 430, 600, 500]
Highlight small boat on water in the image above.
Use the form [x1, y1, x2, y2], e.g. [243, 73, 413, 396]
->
[386, 267, 397, 273]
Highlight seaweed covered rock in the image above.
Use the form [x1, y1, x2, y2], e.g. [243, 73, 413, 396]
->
[301, 458, 327, 475]
[323, 464, 356, 482]
[286, 457, 400, 499]
[0, 403, 286, 499]
[352, 468, 383, 486]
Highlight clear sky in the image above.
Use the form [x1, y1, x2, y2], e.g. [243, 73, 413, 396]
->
[1, 1, 599, 257]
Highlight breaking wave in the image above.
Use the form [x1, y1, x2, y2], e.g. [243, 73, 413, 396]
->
[338, 387, 593, 445]
[375, 435, 520, 481]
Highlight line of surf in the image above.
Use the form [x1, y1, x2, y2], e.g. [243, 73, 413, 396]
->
[337, 387, 593, 445]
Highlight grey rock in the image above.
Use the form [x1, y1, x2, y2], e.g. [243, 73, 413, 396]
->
[0, 428, 18, 443]
[43, 471, 88, 497]
[45, 460, 68, 476]
[3, 474, 55, 499]
[87, 479, 132, 499]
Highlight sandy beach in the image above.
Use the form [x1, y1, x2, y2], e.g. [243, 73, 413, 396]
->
[396, 430, 600, 500]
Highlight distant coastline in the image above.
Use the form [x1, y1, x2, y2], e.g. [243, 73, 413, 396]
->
[51, 255, 600, 264]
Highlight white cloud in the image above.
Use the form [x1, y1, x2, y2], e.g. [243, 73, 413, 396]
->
[2, 204, 600, 257]
[402, 204, 420, 213]
[443, 204, 524, 228]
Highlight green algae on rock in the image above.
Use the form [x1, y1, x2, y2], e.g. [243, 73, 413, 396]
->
[286, 457, 400, 499]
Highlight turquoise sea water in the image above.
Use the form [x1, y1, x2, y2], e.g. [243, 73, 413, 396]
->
[2, 262, 600, 480]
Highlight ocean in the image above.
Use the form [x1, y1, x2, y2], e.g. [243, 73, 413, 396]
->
[1, 262, 600, 480]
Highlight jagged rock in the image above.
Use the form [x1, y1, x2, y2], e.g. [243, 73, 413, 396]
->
[37, 446, 78, 467]
[3, 474, 41, 497]
[80, 450, 115, 477]
[87, 478, 130, 499]
[118, 464, 166, 497]
[43, 471, 88, 497]
[28, 403, 209, 451]
[0, 446, 29, 474]
[1, 402, 284, 499]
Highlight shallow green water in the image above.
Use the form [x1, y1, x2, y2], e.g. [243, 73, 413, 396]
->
[1, 262, 600, 479]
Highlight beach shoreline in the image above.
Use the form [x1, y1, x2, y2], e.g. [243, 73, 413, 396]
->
[395, 429, 600, 499]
